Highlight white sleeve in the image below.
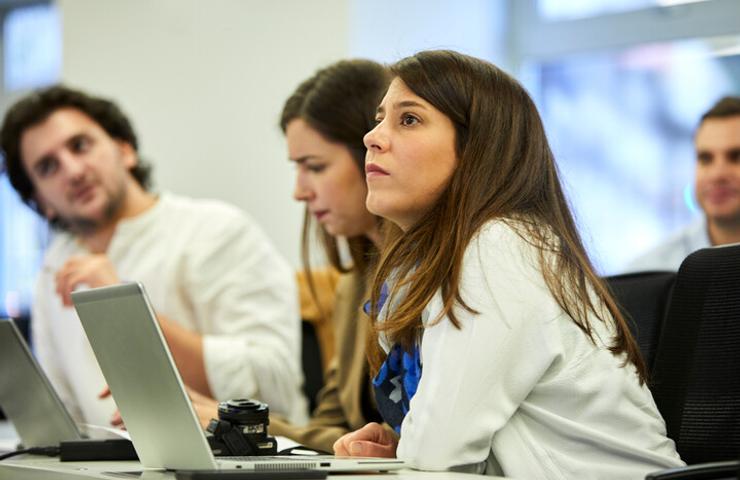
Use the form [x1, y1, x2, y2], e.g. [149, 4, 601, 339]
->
[396, 224, 562, 470]
[31, 272, 82, 422]
[182, 210, 304, 422]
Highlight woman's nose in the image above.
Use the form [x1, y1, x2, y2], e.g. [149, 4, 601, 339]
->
[293, 174, 314, 202]
[364, 122, 388, 153]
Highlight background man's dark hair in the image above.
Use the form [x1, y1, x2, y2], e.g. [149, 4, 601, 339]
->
[0, 85, 152, 217]
[700, 96, 740, 125]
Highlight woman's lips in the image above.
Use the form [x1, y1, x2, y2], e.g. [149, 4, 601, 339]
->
[365, 163, 389, 176]
[313, 210, 329, 220]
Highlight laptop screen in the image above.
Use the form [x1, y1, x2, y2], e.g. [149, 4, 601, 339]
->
[0, 319, 82, 447]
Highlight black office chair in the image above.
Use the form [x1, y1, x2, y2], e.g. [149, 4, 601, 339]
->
[649, 244, 740, 472]
[604, 271, 676, 372]
[300, 321, 324, 413]
[646, 460, 740, 479]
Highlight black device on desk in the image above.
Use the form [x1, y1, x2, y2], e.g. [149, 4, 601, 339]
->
[206, 399, 277, 457]
[0, 318, 138, 461]
[59, 438, 138, 461]
[175, 470, 327, 480]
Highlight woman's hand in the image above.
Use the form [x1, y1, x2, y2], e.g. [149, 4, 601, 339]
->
[333, 422, 398, 458]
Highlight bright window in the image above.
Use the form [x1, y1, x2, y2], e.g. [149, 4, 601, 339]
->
[538, 0, 711, 21]
[0, 3, 59, 318]
[514, 0, 740, 273]
[0, 177, 49, 317]
[3, 3, 61, 91]
[527, 36, 740, 272]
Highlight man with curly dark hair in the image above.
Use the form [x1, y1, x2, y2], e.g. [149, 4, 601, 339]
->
[1, 85, 306, 427]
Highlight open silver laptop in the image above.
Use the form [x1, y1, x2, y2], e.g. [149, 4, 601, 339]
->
[72, 283, 405, 472]
[0, 318, 84, 447]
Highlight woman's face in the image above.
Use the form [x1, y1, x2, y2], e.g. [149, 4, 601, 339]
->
[363, 78, 458, 231]
[287, 118, 376, 239]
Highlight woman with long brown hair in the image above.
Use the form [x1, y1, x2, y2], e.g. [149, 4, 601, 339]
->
[334, 50, 683, 478]
[189, 59, 389, 454]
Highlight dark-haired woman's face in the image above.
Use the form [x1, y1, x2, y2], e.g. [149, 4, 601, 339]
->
[363, 78, 457, 231]
[287, 118, 376, 239]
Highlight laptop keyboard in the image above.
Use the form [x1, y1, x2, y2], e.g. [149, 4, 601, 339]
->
[220, 455, 328, 461]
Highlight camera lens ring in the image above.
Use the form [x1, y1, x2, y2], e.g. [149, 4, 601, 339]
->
[217, 398, 270, 425]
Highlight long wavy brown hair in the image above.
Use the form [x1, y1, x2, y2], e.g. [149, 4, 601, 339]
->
[280, 60, 390, 307]
[367, 50, 647, 384]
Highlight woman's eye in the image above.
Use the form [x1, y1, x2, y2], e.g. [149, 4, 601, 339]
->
[308, 164, 326, 173]
[401, 114, 419, 127]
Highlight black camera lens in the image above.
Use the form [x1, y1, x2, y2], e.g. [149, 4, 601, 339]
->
[206, 398, 277, 457]
[218, 399, 270, 426]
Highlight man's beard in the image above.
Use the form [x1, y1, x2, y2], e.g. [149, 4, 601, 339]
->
[54, 186, 127, 236]
[711, 213, 740, 231]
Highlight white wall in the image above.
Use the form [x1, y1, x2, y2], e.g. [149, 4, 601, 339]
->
[58, 0, 511, 265]
[59, 0, 349, 266]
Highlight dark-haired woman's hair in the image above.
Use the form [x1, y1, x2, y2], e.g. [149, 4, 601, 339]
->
[280, 59, 390, 308]
[0, 85, 152, 229]
[366, 50, 647, 384]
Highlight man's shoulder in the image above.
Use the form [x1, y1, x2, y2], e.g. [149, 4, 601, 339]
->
[157, 193, 275, 252]
[160, 193, 247, 222]
[42, 231, 80, 266]
[625, 219, 708, 272]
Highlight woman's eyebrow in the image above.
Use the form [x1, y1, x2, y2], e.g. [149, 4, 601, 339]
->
[376, 100, 428, 116]
[290, 154, 319, 163]
[394, 100, 427, 110]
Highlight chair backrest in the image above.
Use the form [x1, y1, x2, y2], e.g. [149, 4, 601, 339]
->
[604, 271, 676, 371]
[650, 244, 740, 465]
[645, 460, 740, 480]
[301, 320, 324, 413]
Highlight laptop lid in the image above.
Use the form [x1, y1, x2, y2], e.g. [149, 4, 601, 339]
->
[0, 318, 83, 447]
[73, 283, 405, 473]
[71, 283, 217, 470]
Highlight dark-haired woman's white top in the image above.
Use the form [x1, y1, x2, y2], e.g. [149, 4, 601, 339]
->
[379, 220, 684, 479]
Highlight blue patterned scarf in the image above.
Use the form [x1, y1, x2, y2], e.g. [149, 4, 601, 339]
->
[364, 283, 422, 434]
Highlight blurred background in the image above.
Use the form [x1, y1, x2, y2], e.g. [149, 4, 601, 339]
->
[1, 0, 739, 322]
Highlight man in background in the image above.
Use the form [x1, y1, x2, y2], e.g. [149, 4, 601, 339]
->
[0, 86, 307, 427]
[629, 96, 740, 271]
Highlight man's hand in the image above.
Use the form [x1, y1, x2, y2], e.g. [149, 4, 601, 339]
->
[333, 422, 398, 458]
[99, 386, 125, 429]
[185, 386, 220, 429]
[99, 385, 219, 430]
[55, 254, 121, 306]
